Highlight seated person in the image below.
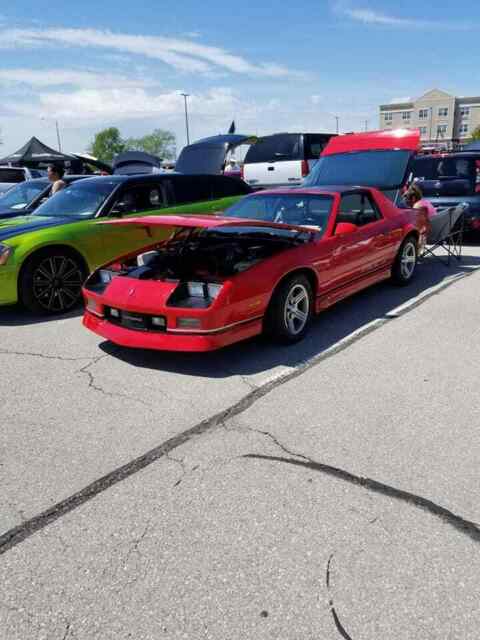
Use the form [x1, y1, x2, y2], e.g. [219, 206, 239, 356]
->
[404, 183, 437, 219]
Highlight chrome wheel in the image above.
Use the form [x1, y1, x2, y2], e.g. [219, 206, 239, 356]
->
[400, 241, 416, 280]
[284, 283, 310, 335]
[32, 255, 83, 312]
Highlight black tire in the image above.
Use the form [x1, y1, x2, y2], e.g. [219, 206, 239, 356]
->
[265, 274, 313, 344]
[391, 236, 418, 286]
[19, 249, 86, 314]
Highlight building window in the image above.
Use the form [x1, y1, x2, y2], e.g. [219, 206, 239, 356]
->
[438, 107, 449, 117]
[384, 112, 393, 122]
[459, 123, 469, 136]
[419, 127, 428, 138]
[402, 111, 411, 121]
[460, 107, 470, 118]
[437, 124, 448, 137]
[419, 108, 429, 119]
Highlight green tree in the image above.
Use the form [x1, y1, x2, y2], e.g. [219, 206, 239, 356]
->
[125, 129, 176, 159]
[468, 125, 480, 143]
[88, 127, 126, 163]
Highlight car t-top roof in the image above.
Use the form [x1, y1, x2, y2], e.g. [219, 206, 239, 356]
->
[322, 129, 421, 156]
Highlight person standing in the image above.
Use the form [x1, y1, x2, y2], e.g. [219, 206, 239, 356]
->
[47, 163, 66, 195]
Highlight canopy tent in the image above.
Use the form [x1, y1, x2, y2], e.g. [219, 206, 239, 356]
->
[0, 137, 82, 171]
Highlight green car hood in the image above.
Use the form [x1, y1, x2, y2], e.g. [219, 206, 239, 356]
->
[0, 215, 73, 242]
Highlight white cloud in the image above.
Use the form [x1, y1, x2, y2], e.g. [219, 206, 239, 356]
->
[0, 26, 298, 77]
[334, 3, 474, 30]
[390, 96, 413, 104]
[0, 68, 152, 90]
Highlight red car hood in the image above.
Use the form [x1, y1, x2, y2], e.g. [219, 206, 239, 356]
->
[101, 214, 317, 234]
[322, 129, 421, 155]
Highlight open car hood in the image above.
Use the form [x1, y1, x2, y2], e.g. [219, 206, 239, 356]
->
[175, 134, 257, 175]
[101, 214, 316, 235]
[322, 129, 421, 155]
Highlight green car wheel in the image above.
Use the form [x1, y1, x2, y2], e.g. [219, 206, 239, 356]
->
[19, 248, 86, 314]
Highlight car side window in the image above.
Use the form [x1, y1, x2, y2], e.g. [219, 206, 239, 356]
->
[111, 183, 167, 215]
[337, 192, 382, 226]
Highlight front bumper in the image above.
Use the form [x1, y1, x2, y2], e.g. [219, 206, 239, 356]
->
[0, 266, 19, 306]
[83, 310, 263, 352]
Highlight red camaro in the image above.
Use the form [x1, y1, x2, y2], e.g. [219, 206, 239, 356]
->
[82, 130, 428, 352]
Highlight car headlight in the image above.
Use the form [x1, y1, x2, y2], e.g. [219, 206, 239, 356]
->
[0, 244, 13, 266]
[186, 281, 223, 300]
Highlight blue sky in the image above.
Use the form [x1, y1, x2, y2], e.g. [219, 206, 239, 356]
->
[1, 1, 479, 156]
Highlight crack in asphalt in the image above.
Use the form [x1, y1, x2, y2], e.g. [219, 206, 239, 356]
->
[0, 268, 478, 555]
[326, 554, 355, 640]
[76, 356, 154, 410]
[243, 454, 480, 544]
[0, 348, 91, 362]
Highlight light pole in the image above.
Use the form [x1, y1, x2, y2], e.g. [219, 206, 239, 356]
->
[181, 93, 190, 145]
[335, 115, 340, 134]
[55, 120, 62, 152]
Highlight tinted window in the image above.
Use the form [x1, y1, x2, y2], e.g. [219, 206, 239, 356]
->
[170, 175, 212, 204]
[0, 169, 25, 183]
[210, 175, 252, 198]
[304, 134, 334, 159]
[304, 150, 411, 189]
[244, 134, 302, 163]
[412, 156, 478, 196]
[337, 192, 382, 226]
[112, 183, 166, 214]
[224, 193, 333, 234]
[33, 180, 117, 218]
[0, 181, 48, 209]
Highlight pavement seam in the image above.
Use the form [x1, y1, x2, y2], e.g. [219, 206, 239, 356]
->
[0, 267, 478, 556]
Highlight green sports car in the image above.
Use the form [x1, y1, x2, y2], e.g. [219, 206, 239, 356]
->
[0, 173, 251, 313]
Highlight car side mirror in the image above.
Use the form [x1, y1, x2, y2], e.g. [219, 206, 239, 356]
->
[335, 222, 358, 236]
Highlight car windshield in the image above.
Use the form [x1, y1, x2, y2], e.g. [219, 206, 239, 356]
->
[304, 150, 411, 189]
[33, 179, 117, 218]
[0, 181, 47, 209]
[224, 193, 333, 233]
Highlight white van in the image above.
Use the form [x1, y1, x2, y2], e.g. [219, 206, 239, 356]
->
[242, 132, 335, 189]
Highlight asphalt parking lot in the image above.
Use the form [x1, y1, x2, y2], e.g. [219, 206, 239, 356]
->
[1, 247, 480, 639]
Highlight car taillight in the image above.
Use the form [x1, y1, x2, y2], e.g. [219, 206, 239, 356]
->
[240, 164, 244, 179]
[301, 160, 310, 177]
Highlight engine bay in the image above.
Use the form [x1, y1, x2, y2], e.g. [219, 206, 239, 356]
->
[113, 229, 309, 281]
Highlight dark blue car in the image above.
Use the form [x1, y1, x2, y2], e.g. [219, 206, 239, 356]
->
[412, 153, 480, 233]
[0, 176, 87, 220]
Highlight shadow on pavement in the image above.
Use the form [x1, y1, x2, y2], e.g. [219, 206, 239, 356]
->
[98, 254, 480, 378]
[0, 305, 83, 327]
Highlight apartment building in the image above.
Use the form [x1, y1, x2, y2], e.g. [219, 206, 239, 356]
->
[379, 89, 480, 149]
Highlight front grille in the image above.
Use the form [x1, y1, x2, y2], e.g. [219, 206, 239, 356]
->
[105, 307, 166, 332]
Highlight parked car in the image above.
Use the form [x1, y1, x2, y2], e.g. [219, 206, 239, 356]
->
[411, 152, 480, 233]
[0, 173, 252, 314]
[82, 130, 427, 353]
[242, 132, 336, 189]
[0, 166, 44, 196]
[0, 176, 88, 220]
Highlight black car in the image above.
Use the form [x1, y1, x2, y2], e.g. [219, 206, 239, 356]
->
[411, 152, 480, 233]
[0, 176, 87, 220]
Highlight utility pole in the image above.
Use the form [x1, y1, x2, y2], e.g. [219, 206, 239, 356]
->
[364, 119, 369, 132]
[335, 116, 339, 134]
[55, 120, 62, 152]
[181, 93, 190, 145]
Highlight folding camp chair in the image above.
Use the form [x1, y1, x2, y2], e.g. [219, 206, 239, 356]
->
[420, 203, 467, 266]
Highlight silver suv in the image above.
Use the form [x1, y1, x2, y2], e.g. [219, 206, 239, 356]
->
[0, 166, 44, 196]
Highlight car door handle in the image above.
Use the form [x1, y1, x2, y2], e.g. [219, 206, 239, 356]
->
[268, 167, 275, 171]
